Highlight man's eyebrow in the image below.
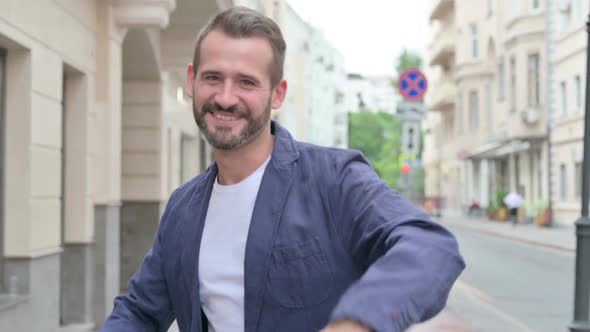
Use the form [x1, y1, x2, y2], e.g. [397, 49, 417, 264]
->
[199, 70, 222, 77]
[238, 73, 261, 84]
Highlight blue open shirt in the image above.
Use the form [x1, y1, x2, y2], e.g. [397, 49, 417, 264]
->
[100, 121, 465, 332]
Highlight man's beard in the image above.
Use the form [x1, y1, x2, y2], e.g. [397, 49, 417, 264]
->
[193, 98, 272, 150]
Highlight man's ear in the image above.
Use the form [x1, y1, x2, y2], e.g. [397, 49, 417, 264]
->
[186, 64, 195, 98]
[271, 80, 287, 109]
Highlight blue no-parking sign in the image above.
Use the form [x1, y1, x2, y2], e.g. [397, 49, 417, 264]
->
[397, 69, 428, 101]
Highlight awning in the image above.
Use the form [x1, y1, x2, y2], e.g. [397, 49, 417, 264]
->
[491, 140, 531, 157]
[462, 140, 505, 159]
[463, 139, 532, 159]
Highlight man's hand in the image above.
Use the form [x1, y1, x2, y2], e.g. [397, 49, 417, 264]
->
[320, 319, 372, 332]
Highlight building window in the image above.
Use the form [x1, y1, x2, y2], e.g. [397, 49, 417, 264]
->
[498, 60, 506, 100]
[469, 90, 479, 130]
[486, 80, 493, 131]
[444, 113, 454, 141]
[558, 0, 571, 31]
[561, 81, 568, 115]
[273, 0, 280, 21]
[500, 159, 508, 189]
[575, 161, 583, 199]
[470, 24, 478, 60]
[487, 0, 495, 16]
[199, 136, 208, 172]
[510, 56, 516, 111]
[514, 154, 524, 191]
[509, 0, 520, 19]
[530, 0, 540, 12]
[574, 75, 582, 112]
[560, 164, 567, 200]
[571, 0, 582, 25]
[180, 134, 196, 184]
[527, 53, 540, 107]
[457, 92, 463, 134]
[537, 150, 543, 199]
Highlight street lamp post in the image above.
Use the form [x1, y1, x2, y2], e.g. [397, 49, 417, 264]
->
[569, 15, 590, 332]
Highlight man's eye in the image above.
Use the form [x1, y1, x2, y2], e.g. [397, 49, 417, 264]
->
[241, 80, 255, 86]
[204, 75, 220, 81]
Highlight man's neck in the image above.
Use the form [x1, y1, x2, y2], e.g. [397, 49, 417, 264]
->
[214, 131, 274, 185]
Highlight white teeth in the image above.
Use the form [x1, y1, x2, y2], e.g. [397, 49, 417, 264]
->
[213, 113, 238, 121]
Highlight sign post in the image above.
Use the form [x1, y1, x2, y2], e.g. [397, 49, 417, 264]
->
[397, 68, 428, 203]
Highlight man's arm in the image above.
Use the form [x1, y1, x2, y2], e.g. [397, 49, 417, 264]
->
[99, 193, 177, 332]
[326, 151, 465, 332]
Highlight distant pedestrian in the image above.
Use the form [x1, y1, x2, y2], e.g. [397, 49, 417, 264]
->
[504, 191, 523, 226]
[468, 199, 481, 216]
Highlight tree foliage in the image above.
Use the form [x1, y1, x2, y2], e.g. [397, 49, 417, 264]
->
[348, 111, 402, 188]
[347, 48, 426, 199]
[396, 49, 423, 73]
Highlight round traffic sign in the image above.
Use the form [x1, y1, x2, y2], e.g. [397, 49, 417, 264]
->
[398, 69, 428, 101]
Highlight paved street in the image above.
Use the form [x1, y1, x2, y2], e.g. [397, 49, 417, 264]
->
[443, 224, 574, 332]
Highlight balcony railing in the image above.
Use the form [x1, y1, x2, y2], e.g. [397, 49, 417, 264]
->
[429, 27, 455, 68]
[428, 75, 456, 112]
[430, 0, 454, 22]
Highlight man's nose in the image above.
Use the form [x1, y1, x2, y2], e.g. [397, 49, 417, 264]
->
[214, 81, 239, 110]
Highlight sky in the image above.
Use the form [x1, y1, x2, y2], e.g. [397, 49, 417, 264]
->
[287, 0, 430, 77]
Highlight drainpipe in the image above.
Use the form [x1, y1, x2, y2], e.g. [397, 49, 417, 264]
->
[545, 0, 554, 222]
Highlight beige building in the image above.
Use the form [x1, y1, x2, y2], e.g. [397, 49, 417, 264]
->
[0, 0, 300, 330]
[0, 0, 348, 329]
[425, 0, 550, 218]
[550, 0, 588, 223]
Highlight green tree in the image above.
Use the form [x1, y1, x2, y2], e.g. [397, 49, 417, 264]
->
[348, 111, 402, 188]
[347, 49, 426, 199]
[396, 49, 423, 74]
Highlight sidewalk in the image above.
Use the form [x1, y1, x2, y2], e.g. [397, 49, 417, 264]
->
[435, 213, 576, 252]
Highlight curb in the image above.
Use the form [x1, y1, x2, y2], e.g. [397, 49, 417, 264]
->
[439, 220, 575, 253]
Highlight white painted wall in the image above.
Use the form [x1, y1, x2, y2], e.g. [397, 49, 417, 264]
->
[283, 3, 347, 147]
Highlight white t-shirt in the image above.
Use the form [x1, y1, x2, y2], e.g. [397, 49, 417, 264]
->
[198, 157, 270, 332]
[504, 192, 523, 209]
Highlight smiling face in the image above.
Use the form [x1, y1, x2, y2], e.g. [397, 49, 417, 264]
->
[187, 29, 286, 151]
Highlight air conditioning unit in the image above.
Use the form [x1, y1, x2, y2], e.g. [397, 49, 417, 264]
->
[558, 0, 571, 12]
[521, 108, 539, 124]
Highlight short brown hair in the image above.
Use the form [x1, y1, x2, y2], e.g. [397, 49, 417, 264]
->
[192, 6, 286, 87]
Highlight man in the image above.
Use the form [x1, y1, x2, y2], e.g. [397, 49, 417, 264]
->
[504, 190, 523, 226]
[100, 7, 464, 332]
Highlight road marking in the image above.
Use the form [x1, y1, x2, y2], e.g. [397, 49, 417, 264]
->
[453, 279, 537, 332]
[454, 279, 493, 302]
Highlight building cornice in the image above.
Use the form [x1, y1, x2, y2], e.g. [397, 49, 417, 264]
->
[110, 0, 176, 29]
[215, 0, 234, 11]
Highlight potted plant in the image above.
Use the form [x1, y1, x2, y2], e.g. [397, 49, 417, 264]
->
[486, 199, 498, 220]
[534, 200, 553, 227]
[493, 187, 508, 221]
